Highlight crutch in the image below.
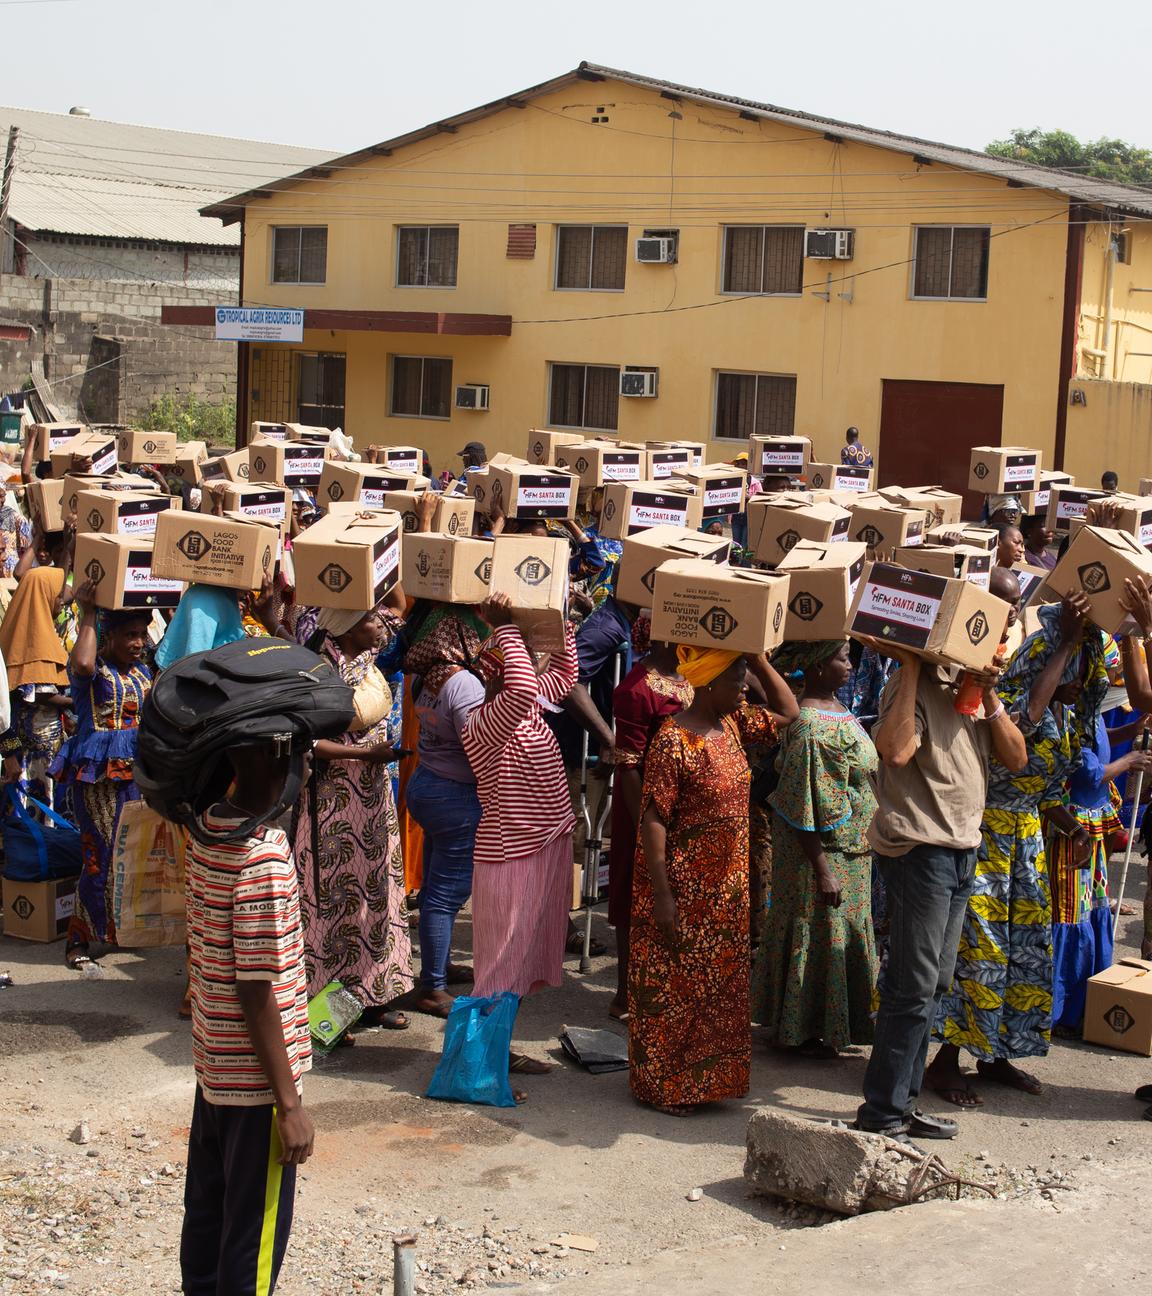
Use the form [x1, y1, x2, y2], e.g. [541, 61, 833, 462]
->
[1112, 729, 1151, 942]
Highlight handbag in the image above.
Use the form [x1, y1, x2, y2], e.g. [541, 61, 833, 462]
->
[1, 784, 82, 881]
[111, 799, 188, 947]
[426, 992, 521, 1108]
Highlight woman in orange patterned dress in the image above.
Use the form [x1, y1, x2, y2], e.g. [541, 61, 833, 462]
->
[628, 648, 797, 1116]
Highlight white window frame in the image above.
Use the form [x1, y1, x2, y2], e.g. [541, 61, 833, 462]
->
[719, 225, 805, 298]
[909, 224, 990, 302]
[269, 225, 327, 286]
[712, 368, 798, 441]
[553, 224, 628, 293]
[394, 225, 460, 289]
[546, 362, 621, 431]
[389, 354, 453, 421]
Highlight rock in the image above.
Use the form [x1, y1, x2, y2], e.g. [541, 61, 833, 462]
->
[67, 1124, 89, 1147]
[744, 1109, 958, 1216]
[686, 1187, 703, 1202]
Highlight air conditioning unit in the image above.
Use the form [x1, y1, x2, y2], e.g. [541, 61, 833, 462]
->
[454, 383, 490, 411]
[620, 370, 658, 398]
[804, 229, 854, 260]
[635, 236, 677, 264]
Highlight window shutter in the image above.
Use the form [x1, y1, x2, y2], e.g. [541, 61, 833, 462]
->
[507, 224, 537, 259]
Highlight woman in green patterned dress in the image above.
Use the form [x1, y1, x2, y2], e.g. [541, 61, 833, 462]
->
[751, 640, 878, 1056]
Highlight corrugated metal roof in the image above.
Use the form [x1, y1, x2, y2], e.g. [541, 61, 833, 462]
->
[203, 61, 1152, 221]
[1, 105, 335, 245]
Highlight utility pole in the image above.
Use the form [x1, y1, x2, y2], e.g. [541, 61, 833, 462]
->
[0, 126, 19, 274]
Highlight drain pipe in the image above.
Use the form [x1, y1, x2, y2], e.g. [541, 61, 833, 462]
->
[393, 1234, 417, 1296]
[1101, 226, 1117, 378]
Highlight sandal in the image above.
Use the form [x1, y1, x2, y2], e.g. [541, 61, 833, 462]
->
[791, 1039, 839, 1060]
[65, 946, 94, 971]
[509, 1053, 552, 1076]
[976, 1059, 1042, 1095]
[359, 1008, 410, 1030]
[445, 964, 473, 985]
[513, 1089, 528, 1105]
[566, 931, 606, 957]
[412, 993, 453, 1019]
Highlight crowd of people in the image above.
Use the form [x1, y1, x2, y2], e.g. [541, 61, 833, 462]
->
[3, 428, 1152, 1290]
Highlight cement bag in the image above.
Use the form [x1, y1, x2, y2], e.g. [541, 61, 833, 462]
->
[111, 800, 188, 947]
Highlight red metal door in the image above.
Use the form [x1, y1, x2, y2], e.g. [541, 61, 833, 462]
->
[878, 379, 1004, 519]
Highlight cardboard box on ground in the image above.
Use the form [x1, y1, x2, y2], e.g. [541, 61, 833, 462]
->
[598, 480, 704, 540]
[651, 559, 790, 655]
[776, 541, 868, 640]
[1046, 526, 1152, 634]
[402, 534, 493, 604]
[847, 561, 1011, 673]
[152, 510, 280, 592]
[1083, 959, 1152, 1056]
[968, 445, 1042, 494]
[615, 526, 731, 608]
[1, 875, 77, 942]
[291, 510, 403, 611]
[73, 533, 185, 610]
[117, 429, 177, 465]
[488, 536, 570, 652]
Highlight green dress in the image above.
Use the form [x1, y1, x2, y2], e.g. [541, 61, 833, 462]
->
[751, 706, 878, 1049]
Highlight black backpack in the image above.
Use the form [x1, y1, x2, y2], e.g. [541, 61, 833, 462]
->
[136, 638, 355, 844]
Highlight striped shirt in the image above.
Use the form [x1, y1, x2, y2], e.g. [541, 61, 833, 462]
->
[463, 623, 578, 866]
[186, 808, 311, 1106]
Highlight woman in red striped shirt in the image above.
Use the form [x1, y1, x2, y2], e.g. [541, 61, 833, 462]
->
[462, 592, 578, 1101]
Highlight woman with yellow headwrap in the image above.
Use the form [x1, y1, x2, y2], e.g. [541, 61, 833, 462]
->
[628, 644, 798, 1116]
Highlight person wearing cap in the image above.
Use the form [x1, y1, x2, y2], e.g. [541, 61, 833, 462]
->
[841, 427, 874, 468]
[457, 441, 488, 482]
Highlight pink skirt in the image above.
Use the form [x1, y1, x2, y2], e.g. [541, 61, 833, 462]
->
[471, 834, 573, 998]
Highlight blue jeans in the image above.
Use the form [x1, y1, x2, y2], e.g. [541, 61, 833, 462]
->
[406, 765, 482, 992]
[858, 844, 976, 1131]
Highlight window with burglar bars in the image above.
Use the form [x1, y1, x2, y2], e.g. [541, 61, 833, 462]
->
[555, 226, 628, 290]
[271, 226, 327, 284]
[722, 226, 804, 295]
[548, 363, 620, 430]
[397, 226, 459, 287]
[713, 371, 797, 440]
[390, 355, 452, 419]
[912, 226, 990, 300]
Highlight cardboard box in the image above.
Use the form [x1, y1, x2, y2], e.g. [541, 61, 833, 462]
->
[2, 875, 77, 942]
[776, 540, 868, 640]
[1088, 492, 1152, 549]
[878, 485, 964, 528]
[472, 464, 578, 521]
[402, 533, 493, 604]
[74, 488, 176, 537]
[893, 543, 993, 590]
[248, 440, 330, 488]
[200, 448, 251, 484]
[645, 444, 694, 479]
[284, 422, 338, 445]
[488, 536, 570, 652]
[650, 559, 789, 654]
[250, 421, 291, 442]
[847, 561, 1011, 672]
[667, 440, 706, 468]
[200, 482, 292, 531]
[23, 478, 65, 532]
[117, 429, 178, 465]
[291, 510, 403, 610]
[49, 433, 118, 479]
[317, 460, 424, 508]
[152, 509, 280, 591]
[925, 522, 999, 552]
[552, 441, 648, 489]
[755, 498, 853, 567]
[1027, 470, 1074, 514]
[598, 480, 704, 540]
[968, 445, 1042, 494]
[1046, 485, 1106, 534]
[749, 435, 812, 476]
[73, 532, 185, 610]
[367, 444, 423, 476]
[615, 525, 731, 608]
[169, 439, 209, 486]
[29, 421, 85, 461]
[526, 429, 584, 465]
[382, 490, 475, 536]
[669, 465, 748, 518]
[1012, 562, 1055, 608]
[807, 462, 874, 493]
[744, 491, 810, 556]
[848, 503, 925, 556]
[1083, 958, 1152, 1056]
[61, 472, 157, 526]
[1046, 525, 1152, 634]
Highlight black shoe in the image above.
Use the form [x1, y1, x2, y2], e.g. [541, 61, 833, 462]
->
[850, 1120, 918, 1147]
[904, 1109, 959, 1140]
[1143, 1105, 1152, 1122]
[1135, 1084, 1152, 1103]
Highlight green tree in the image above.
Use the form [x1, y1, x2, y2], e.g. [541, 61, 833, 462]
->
[986, 128, 1152, 188]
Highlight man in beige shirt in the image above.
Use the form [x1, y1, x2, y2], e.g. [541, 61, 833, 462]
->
[856, 621, 1027, 1143]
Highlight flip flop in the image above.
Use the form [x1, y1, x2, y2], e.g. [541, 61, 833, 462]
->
[412, 996, 453, 1020]
[976, 1060, 1042, 1095]
[509, 1053, 552, 1075]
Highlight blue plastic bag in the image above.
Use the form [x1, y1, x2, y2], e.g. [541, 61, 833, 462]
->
[426, 992, 521, 1108]
[1, 785, 82, 881]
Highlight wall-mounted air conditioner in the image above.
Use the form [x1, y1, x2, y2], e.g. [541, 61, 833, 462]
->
[804, 229, 855, 260]
[454, 383, 490, 411]
[620, 370, 658, 398]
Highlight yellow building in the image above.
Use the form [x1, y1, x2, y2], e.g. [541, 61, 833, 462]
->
[194, 62, 1152, 498]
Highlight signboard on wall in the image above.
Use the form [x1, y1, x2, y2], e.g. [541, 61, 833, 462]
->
[215, 308, 304, 342]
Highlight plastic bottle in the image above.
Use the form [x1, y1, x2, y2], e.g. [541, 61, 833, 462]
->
[955, 638, 1009, 715]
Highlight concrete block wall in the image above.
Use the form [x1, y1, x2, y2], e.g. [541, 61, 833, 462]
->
[0, 273, 237, 424]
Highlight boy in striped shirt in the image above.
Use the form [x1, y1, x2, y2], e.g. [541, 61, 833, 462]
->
[181, 739, 313, 1296]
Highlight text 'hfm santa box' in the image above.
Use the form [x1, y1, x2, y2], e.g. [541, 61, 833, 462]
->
[73, 533, 185, 610]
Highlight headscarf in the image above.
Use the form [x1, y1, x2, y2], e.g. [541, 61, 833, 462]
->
[676, 645, 741, 688]
[403, 606, 485, 696]
[315, 605, 369, 638]
[988, 494, 1023, 517]
[772, 639, 846, 680]
[154, 583, 245, 670]
[0, 565, 68, 689]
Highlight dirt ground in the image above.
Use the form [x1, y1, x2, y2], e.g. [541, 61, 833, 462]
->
[2, 888, 1151, 1295]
